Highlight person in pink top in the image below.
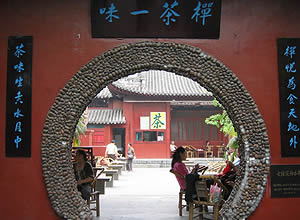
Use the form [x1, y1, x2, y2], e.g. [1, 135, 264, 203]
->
[171, 147, 199, 190]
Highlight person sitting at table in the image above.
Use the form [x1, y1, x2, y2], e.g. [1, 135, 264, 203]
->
[170, 147, 209, 202]
[73, 149, 94, 200]
[170, 147, 199, 189]
[214, 149, 240, 200]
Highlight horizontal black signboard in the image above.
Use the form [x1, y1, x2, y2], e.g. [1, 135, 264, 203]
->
[91, 0, 222, 38]
[278, 38, 300, 157]
[5, 36, 32, 157]
[271, 165, 300, 198]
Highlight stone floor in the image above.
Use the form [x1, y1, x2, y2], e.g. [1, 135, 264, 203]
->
[92, 168, 213, 220]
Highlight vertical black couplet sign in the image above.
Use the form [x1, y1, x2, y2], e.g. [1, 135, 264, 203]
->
[91, 0, 222, 38]
[6, 36, 32, 157]
[278, 38, 300, 157]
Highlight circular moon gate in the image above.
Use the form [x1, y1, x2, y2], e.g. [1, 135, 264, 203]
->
[41, 42, 270, 219]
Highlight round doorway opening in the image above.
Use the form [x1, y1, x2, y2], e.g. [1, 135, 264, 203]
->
[41, 41, 270, 219]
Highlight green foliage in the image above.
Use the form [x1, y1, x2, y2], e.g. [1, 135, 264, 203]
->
[224, 137, 239, 161]
[205, 98, 239, 158]
[205, 98, 237, 138]
[73, 114, 87, 146]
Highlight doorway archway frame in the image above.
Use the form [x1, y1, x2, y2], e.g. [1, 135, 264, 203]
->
[41, 41, 270, 219]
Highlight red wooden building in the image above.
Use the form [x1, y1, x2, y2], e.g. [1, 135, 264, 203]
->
[80, 70, 227, 158]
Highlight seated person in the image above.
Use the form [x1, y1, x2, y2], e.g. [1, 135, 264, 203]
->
[216, 155, 240, 200]
[170, 147, 207, 202]
[73, 149, 94, 200]
[170, 147, 199, 190]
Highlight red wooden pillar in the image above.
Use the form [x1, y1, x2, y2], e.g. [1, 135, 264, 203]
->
[166, 103, 171, 158]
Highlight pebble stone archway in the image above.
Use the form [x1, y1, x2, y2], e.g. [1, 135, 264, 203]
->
[41, 41, 270, 219]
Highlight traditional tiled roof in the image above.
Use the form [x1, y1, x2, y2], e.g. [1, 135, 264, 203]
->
[96, 87, 113, 99]
[111, 70, 212, 97]
[88, 109, 126, 124]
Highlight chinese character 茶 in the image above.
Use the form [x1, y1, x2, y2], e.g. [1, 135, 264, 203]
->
[14, 43, 26, 58]
[151, 113, 165, 128]
[160, 0, 180, 26]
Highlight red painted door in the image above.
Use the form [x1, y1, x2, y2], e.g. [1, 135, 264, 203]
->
[93, 130, 104, 146]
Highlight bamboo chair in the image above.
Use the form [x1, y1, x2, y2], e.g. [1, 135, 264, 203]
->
[188, 175, 228, 220]
[204, 146, 213, 158]
[188, 145, 199, 158]
[88, 167, 104, 217]
[170, 166, 208, 216]
[217, 146, 225, 158]
[184, 145, 197, 158]
[170, 169, 188, 216]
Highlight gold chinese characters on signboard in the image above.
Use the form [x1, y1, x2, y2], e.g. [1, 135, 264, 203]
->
[150, 112, 166, 129]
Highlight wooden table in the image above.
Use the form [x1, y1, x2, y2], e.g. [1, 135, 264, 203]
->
[103, 169, 119, 180]
[196, 149, 205, 158]
[111, 161, 127, 171]
[95, 176, 112, 194]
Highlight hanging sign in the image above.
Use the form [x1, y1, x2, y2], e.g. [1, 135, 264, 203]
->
[5, 36, 32, 157]
[91, 0, 222, 38]
[150, 112, 166, 129]
[140, 116, 150, 130]
[278, 38, 300, 157]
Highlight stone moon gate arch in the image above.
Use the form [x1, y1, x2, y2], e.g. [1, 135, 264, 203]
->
[41, 41, 270, 219]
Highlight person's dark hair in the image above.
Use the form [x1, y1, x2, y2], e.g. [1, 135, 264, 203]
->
[111, 140, 115, 143]
[76, 149, 87, 161]
[171, 146, 185, 168]
[128, 143, 132, 147]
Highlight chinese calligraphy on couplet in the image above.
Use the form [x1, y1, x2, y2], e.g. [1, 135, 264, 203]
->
[278, 38, 300, 157]
[91, 0, 222, 38]
[6, 36, 32, 157]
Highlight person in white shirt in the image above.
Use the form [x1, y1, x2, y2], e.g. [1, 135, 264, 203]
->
[170, 141, 177, 153]
[105, 140, 118, 160]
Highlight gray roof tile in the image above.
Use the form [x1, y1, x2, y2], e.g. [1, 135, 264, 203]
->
[88, 109, 126, 124]
[112, 70, 212, 97]
[96, 87, 113, 99]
